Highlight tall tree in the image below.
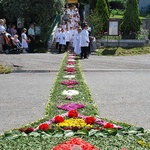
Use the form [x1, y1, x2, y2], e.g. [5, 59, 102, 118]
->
[1, 0, 65, 43]
[95, 0, 110, 31]
[120, 0, 141, 36]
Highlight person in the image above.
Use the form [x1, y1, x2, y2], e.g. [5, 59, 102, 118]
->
[74, 27, 82, 55]
[11, 24, 17, 37]
[17, 22, 22, 38]
[0, 19, 6, 53]
[55, 28, 61, 51]
[7, 24, 12, 35]
[28, 23, 35, 53]
[65, 28, 70, 52]
[80, 24, 89, 59]
[13, 34, 22, 48]
[21, 28, 29, 53]
[58, 28, 66, 53]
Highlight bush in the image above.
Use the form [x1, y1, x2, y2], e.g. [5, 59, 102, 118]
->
[120, 0, 141, 38]
[95, 0, 110, 31]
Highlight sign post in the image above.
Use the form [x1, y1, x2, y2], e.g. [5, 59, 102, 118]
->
[107, 19, 120, 47]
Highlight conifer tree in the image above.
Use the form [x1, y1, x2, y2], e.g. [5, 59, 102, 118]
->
[120, 0, 141, 36]
[95, 0, 110, 31]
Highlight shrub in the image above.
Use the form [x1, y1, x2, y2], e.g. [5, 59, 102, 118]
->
[120, 0, 141, 38]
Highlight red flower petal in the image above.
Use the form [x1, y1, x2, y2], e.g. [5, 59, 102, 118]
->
[39, 123, 49, 131]
[55, 115, 64, 123]
[68, 110, 78, 118]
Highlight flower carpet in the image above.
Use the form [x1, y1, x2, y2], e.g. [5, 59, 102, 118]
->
[0, 53, 150, 150]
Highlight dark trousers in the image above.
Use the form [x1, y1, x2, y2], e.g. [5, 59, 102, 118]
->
[28, 36, 35, 53]
[65, 41, 70, 51]
[81, 47, 88, 58]
[56, 42, 59, 50]
[59, 44, 66, 53]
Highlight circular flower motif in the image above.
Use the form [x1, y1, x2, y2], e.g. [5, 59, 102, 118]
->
[19, 127, 34, 134]
[63, 75, 75, 79]
[52, 138, 99, 150]
[61, 80, 78, 86]
[67, 61, 76, 65]
[104, 123, 114, 129]
[39, 123, 49, 131]
[62, 90, 79, 96]
[64, 67, 76, 73]
[56, 118, 92, 128]
[85, 116, 96, 125]
[66, 65, 75, 68]
[68, 59, 75, 62]
[54, 115, 64, 123]
[68, 110, 78, 118]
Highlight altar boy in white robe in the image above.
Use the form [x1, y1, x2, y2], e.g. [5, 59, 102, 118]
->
[58, 28, 66, 53]
[80, 24, 90, 59]
[74, 27, 82, 55]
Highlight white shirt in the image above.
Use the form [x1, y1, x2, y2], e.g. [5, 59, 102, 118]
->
[59, 32, 66, 45]
[0, 25, 6, 34]
[55, 32, 60, 43]
[65, 30, 70, 42]
[81, 29, 89, 47]
[28, 28, 35, 36]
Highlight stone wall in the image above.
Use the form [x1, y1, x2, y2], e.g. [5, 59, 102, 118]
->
[96, 39, 149, 48]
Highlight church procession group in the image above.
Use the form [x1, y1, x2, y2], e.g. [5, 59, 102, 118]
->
[55, 4, 91, 59]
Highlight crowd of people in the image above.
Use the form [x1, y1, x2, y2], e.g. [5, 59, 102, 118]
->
[0, 18, 35, 54]
[55, 4, 93, 59]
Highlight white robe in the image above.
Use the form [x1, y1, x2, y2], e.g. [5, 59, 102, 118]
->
[72, 29, 78, 48]
[74, 32, 81, 55]
[59, 32, 66, 45]
[81, 29, 89, 47]
[65, 31, 70, 42]
[55, 32, 60, 43]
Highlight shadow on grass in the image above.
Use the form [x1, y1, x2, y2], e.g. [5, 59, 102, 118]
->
[102, 48, 117, 55]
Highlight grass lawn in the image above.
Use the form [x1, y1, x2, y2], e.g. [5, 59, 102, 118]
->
[96, 46, 150, 56]
[0, 64, 12, 74]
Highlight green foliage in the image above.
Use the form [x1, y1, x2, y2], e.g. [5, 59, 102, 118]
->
[0, 64, 12, 74]
[120, 0, 141, 36]
[1, 0, 65, 44]
[87, 10, 103, 37]
[95, 0, 110, 31]
[96, 46, 150, 56]
[110, 9, 124, 16]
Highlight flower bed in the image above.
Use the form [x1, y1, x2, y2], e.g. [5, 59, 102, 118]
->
[1, 52, 149, 150]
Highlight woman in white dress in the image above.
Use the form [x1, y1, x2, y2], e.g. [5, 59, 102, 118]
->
[21, 28, 29, 53]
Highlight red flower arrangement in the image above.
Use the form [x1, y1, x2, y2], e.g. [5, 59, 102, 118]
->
[52, 137, 99, 150]
[68, 110, 78, 118]
[104, 123, 114, 129]
[64, 67, 76, 73]
[19, 127, 34, 134]
[85, 116, 96, 125]
[67, 61, 76, 65]
[39, 123, 50, 131]
[54, 115, 64, 123]
[61, 80, 78, 86]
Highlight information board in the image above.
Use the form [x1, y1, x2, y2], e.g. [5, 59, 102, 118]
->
[108, 20, 119, 36]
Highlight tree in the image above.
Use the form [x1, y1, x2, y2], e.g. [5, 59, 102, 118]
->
[95, 0, 110, 31]
[120, 0, 141, 37]
[1, 0, 65, 43]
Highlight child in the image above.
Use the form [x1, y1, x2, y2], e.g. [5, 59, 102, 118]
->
[21, 28, 30, 53]
[13, 34, 22, 48]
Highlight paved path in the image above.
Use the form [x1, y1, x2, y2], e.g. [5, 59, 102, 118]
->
[81, 54, 150, 129]
[0, 53, 64, 134]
